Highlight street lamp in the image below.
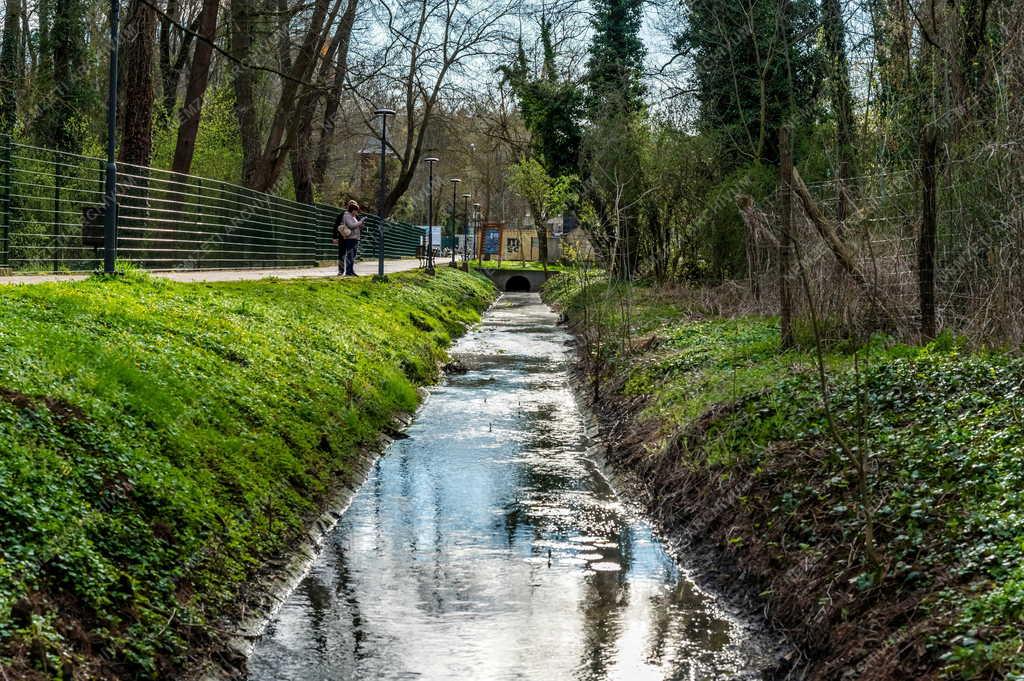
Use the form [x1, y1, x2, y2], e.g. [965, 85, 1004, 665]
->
[374, 108, 395, 280]
[424, 157, 439, 274]
[448, 178, 461, 267]
[461, 193, 471, 271]
[102, 0, 121, 274]
[473, 202, 481, 267]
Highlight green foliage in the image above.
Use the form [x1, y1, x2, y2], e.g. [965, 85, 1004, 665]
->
[585, 0, 646, 118]
[546, 276, 1024, 678]
[502, 20, 584, 177]
[506, 158, 577, 223]
[678, 0, 822, 165]
[152, 87, 245, 184]
[0, 270, 494, 677]
[32, 0, 95, 153]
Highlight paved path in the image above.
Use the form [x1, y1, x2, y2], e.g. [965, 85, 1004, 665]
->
[0, 259, 422, 286]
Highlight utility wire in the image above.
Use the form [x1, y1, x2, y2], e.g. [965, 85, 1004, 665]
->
[135, 0, 331, 93]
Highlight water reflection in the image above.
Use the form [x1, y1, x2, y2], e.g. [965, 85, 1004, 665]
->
[248, 294, 767, 681]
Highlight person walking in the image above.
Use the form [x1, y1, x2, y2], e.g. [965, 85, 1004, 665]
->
[334, 200, 364, 276]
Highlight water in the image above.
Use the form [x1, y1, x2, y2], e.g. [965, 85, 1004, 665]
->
[248, 293, 770, 681]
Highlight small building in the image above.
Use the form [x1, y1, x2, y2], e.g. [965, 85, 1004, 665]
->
[474, 222, 562, 263]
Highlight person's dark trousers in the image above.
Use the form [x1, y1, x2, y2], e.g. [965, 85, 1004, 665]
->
[341, 238, 359, 275]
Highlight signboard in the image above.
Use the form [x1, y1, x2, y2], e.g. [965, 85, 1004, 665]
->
[483, 227, 501, 255]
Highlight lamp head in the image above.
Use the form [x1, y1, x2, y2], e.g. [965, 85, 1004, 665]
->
[424, 157, 439, 165]
[374, 108, 396, 117]
[450, 178, 462, 184]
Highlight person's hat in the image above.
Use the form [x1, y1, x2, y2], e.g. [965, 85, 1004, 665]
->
[347, 200, 360, 210]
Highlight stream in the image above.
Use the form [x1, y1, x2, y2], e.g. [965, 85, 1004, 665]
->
[247, 293, 771, 680]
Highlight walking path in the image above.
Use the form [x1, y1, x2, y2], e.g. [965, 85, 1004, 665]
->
[0, 259, 422, 286]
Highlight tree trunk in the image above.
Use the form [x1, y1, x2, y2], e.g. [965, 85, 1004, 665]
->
[119, 0, 157, 167]
[158, 0, 196, 121]
[230, 0, 261, 185]
[292, 0, 357, 203]
[248, 0, 333, 192]
[312, 0, 359, 189]
[0, 0, 22, 133]
[871, 0, 911, 122]
[170, 0, 219, 175]
[779, 125, 795, 349]
[536, 225, 548, 273]
[822, 0, 856, 223]
[919, 129, 938, 340]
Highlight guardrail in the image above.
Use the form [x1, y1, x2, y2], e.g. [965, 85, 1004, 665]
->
[0, 135, 422, 272]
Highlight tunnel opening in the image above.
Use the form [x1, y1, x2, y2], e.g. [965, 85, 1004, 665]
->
[505, 275, 532, 292]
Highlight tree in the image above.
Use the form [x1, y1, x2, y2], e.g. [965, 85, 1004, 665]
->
[0, 0, 22, 134]
[171, 0, 220, 175]
[311, 0, 360, 191]
[677, 0, 821, 166]
[119, 0, 158, 167]
[581, 0, 648, 278]
[507, 157, 576, 272]
[231, 0, 346, 192]
[348, 0, 510, 216]
[34, 0, 93, 154]
[501, 20, 583, 177]
[822, 0, 855, 221]
[584, 0, 646, 118]
[292, 0, 360, 203]
[158, 0, 198, 122]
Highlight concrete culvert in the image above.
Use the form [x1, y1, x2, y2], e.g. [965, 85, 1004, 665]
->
[505, 275, 532, 292]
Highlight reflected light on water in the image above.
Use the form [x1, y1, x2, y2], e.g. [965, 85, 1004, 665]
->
[248, 294, 769, 681]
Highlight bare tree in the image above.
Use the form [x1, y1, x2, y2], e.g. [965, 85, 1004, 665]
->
[348, 0, 511, 216]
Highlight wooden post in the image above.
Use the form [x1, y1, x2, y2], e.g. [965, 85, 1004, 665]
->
[779, 125, 795, 349]
[919, 128, 938, 340]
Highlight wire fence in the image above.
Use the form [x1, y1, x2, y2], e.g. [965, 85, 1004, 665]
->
[744, 140, 1024, 345]
[0, 135, 422, 273]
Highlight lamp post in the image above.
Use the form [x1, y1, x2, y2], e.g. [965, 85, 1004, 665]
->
[461, 192, 471, 271]
[448, 178, 461, 267]
[473, 202, 481, 267]
[102, 0, 121, 274]
[424, 157, 439, 274]
[374, 108, 395, 280]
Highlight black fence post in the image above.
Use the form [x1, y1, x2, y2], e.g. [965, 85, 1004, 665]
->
[1, 135, 11, 269]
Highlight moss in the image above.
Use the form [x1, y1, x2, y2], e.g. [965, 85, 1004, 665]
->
[0, 268, 495, 678]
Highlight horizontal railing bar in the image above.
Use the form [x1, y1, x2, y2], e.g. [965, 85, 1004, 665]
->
[115, 186, 322, 226]
[116, 202, 321, 233]
[116, 161, 321, 212]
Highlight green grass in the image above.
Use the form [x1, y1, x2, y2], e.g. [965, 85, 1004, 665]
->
[0, 268, 495, 678]
[470, 260, 566, 272]
[545, 272, 1024, 680]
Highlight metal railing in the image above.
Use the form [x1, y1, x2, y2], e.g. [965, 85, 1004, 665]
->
[0, 135, 422, 273]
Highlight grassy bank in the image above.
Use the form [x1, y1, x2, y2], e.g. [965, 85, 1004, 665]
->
[545, 274, 1024, 680]
[0, 268, 494, 679]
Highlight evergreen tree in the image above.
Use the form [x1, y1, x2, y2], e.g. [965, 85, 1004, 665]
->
[585, 0, 646, 117]
[34, 0, 93, 153]
[678, 0, 821, 166]
[0, 0, 22, 135]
